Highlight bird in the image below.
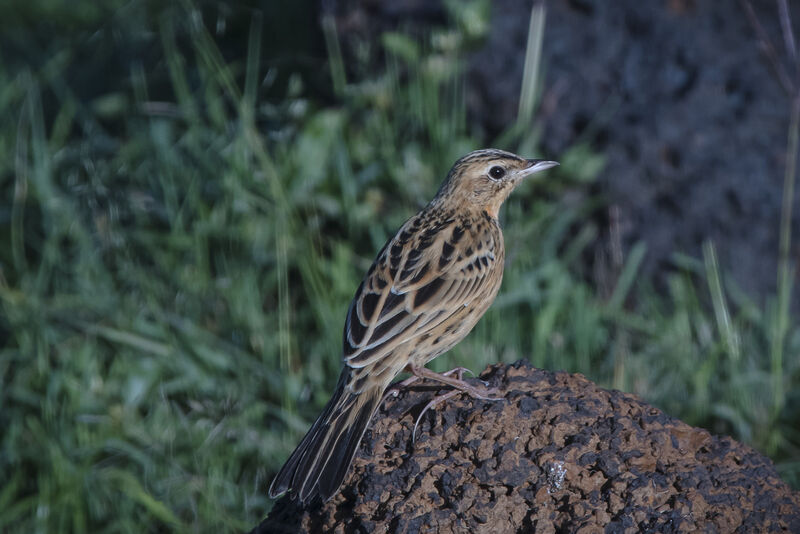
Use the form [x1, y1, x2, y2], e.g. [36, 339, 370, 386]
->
[268, 148, 558, 505]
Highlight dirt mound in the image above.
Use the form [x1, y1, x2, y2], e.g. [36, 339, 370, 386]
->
[257, 361, 800, 533]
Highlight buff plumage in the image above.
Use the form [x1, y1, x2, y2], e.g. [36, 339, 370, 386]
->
[269, 149, 558, 504]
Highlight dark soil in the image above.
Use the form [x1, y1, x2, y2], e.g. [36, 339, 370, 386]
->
[332, 0, 799, 303]
[257, 361, 800, 533]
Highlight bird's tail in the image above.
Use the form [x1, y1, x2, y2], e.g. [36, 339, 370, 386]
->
[268, 369, 384, 504]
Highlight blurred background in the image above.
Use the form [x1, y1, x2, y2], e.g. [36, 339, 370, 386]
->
[1, 0, 799, 530]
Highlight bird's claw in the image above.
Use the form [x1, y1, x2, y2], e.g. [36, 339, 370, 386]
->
[441, 366, 475, 380]
[411, 389, 460, 443]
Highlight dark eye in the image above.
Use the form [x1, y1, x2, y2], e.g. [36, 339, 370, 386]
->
[489, 166, 505, 179]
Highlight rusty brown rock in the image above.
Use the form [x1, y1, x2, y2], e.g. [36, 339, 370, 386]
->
[257, 361, 800, 533]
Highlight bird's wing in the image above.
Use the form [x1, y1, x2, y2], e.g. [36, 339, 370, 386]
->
[342, 213, 501, 376]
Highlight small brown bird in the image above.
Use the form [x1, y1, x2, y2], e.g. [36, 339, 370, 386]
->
[269, 148, 558, 504]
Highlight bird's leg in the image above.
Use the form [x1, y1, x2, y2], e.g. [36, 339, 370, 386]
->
[408, 364, 503, 442]
[380, 363, 504, 440]
[381, 366, 477, 404]
[440, 366, 475, 380]
[408, 363, 501, 400]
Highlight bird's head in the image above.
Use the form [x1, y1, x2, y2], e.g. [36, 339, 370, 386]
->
[433, 148, 558, 218]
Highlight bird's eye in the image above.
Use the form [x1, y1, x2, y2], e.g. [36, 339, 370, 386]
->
[489, 166, 506, 179]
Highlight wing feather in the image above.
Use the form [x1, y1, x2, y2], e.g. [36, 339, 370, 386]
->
[343, 214, 501, 370]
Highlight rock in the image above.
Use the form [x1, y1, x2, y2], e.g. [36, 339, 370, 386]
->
[256, 361, 800, 533]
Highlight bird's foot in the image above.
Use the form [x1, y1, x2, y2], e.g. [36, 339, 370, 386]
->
[412, 389, 461, 443]
[440, 366, 476, 380]
[408, 363, 502, 401]
[382, 365, 476, 399]
[407, 364, 504, 442]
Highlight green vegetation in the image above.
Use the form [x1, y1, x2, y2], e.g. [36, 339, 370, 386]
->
[1, 1, 798, 532]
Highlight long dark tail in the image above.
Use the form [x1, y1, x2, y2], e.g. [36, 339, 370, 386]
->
[268, 370, 384, 504]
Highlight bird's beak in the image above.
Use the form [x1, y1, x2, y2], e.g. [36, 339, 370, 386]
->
[520, 159, 559, 178]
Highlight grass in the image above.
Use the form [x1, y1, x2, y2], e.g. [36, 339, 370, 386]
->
[0, 1, 798, 532]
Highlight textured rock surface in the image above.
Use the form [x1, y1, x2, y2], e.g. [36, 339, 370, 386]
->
[257, 361, 800, 533]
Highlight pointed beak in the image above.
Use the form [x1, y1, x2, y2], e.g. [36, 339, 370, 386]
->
[521, 159, 559, 177]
